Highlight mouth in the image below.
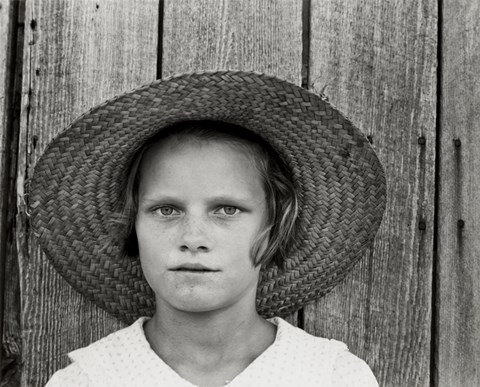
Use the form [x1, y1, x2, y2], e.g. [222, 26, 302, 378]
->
[170, 264, 220, 273]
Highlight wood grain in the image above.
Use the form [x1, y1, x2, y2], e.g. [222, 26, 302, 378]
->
[0, 0, 14, 336]
[162, 0, 302, 84]
[305, 1, 437, 386]
[437, 1, 480, 385]
[1, 1, 22, 385]
[16, 0, 158, 385]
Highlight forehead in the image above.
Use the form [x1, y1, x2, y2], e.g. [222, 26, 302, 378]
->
[138, 138, 266, 199]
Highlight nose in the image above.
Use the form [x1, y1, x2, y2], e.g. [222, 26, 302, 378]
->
[179, 215, 210, 253]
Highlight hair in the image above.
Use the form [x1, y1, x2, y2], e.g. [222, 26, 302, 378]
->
[120, 120, 298, 269]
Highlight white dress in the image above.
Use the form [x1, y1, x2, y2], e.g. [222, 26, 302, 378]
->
[46, 317, 378, 387]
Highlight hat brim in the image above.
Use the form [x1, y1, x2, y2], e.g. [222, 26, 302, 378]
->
[29, 70, 386, 323]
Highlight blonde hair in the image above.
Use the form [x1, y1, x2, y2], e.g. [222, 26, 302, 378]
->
[121, 120, 298, 269]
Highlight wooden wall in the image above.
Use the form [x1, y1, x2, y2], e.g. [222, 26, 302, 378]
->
[438, 1, 480, 385]
[304, 2, 437, 386]
[0, 0, 478, 386]
[1, 1, 23, 385]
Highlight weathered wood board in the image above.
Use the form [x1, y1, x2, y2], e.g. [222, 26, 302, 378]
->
[1, 1, 23, 386]
[16, 0, 158, 385]
[437, 1, 480, 386]
[162, 0, 303, 84]
[304, 1, 437, 386]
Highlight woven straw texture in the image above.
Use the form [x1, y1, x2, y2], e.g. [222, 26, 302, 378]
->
[29, 71, 386, 324]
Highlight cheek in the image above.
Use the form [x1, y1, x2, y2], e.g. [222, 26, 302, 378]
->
[215, 225, 251, 257]
[230, 218, 267, 254]
[136, 225, 176, 292]
[219, 229, 261, 272]
[136, 221, 175, 265]
[136, 215, 174, 244]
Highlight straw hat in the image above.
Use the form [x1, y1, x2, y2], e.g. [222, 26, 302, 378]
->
[29, 71, 386, 324]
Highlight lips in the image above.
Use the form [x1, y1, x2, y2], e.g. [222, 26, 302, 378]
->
[170, 263, 219, 272]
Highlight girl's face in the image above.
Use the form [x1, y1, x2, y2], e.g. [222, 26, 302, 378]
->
[135, 138, 268, 314]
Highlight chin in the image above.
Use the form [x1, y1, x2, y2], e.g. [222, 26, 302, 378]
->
[177, 305, 219, 314]
[171, 296, 229, 314]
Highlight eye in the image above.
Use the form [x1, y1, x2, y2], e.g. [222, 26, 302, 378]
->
[154, 206, 180, 216]
[215, 206, 240, 216]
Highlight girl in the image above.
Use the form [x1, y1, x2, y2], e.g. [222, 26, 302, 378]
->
[29, 71, 386, 386]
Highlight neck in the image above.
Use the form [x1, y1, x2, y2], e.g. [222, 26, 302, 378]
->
[147, 304, 271, 359]
[144, 303, 277, 384]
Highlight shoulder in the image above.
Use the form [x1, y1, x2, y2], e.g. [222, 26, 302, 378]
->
[46, 317, 150, 387]
[68, 316, 149, 363]
[45, 362, 90, 387]
[331, 350, 379, 387]
[270, 317, 349, 356]
[269, 317, 378, 386]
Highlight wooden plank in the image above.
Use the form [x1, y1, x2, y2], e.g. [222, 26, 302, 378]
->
[437, 1, 480, 385]
[305, 1, 437, 386]
[162, 0, 303, 325]
[1, 1, 22, 386]
[162, 0, 302, 84]
[16, 0, 159, 385]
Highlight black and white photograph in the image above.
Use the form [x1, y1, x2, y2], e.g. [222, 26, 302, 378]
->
[0, 1, 478, 386]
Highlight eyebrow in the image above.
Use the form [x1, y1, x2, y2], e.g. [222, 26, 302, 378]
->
[139, 194, 258, 206]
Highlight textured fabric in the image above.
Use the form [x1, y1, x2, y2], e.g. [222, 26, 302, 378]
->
[46, 317, 378, 387]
